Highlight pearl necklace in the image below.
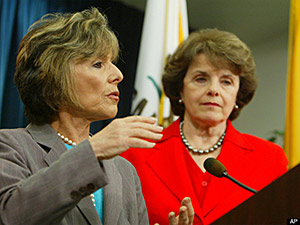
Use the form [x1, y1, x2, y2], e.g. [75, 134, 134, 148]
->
[179, 121, 225, 154]
[57, 133, 92, 146]
[90, 193, 96, 207]
[57, 132, 96, 206]
[57, 132, 77, 146]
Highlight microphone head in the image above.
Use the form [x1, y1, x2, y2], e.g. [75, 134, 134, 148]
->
[204, 158, 227, 178]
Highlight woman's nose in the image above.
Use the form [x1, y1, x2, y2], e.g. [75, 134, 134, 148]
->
[207, 82, 220, 96]
[109, 63, 123, 84]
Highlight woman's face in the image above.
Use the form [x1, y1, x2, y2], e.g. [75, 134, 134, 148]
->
[71, 57, 123, 121]
[181, 53, 240, 126]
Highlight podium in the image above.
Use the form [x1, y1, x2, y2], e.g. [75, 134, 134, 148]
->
[212, 163, 300, 225]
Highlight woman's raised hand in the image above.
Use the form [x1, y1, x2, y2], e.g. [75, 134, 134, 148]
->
[89, 116, 163, 160]
[155, 197, 194, 225]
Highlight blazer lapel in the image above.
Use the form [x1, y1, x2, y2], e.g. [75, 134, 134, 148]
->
[201, 122, 256, 218]
[77, 196, 103, 225]
[146, 140, 205, 222]
[102, 159, 122, 225]
[26, 123, 102, 225]
[27, 123, 66, 166]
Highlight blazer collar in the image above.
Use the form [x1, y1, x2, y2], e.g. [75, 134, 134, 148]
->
[224, 120, 255, 151]
[26, 123, 103, 225]
[161, 119, 255, 151]
[26, 123, 60, 149]
[160, 119, 255, 149]
[26, 123, 67, 166]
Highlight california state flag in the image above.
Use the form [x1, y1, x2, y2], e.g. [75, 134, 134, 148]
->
[131, 0, 189, 126]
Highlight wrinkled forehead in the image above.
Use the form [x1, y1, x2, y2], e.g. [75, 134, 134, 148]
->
[72, 45, 117, 66]
[192, 52, 241, 76]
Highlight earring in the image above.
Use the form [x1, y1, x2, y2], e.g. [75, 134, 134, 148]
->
[178, 99, 183, 104]
[235, 104, 239, 109]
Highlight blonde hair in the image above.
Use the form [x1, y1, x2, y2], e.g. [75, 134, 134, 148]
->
[14, 7, 119, 125]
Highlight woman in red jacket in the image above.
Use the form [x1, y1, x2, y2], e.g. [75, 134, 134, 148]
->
[122, 28, 288, 225]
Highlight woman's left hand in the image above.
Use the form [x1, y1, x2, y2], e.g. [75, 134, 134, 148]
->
[155, 197, 194, 225]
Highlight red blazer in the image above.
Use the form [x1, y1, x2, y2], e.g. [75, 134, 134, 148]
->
[121, 119, 288, 225]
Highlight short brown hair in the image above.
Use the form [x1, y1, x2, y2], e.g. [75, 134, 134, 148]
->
[162, 28, 257, 121]
[14, 7, 119, 125]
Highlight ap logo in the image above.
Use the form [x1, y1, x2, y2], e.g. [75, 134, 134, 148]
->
[288, 218, 300, 224]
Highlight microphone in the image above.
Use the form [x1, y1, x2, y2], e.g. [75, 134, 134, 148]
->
[204, 158, 257, 194]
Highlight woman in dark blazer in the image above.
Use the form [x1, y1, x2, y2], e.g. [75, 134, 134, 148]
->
[0, 8, 193, 225]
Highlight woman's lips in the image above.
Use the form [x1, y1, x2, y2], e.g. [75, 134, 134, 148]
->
[107, 91, 119, 101]
[202, 102, 221, 107]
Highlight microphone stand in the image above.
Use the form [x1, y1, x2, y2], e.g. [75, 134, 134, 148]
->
[223, 171, 257, 194]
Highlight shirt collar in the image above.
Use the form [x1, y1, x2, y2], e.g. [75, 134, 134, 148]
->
[158, 119, 254, 151]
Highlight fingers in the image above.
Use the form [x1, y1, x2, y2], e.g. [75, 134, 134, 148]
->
[125, 116, 163, 135]
[123, 115, 158, 124]
[130, 127, 163, 141]
[89, 116, 163, 159]
[116, 116, 163, 145]
[181, 197, 194, 224]
[167, 197, 194, 225]
[168, 211, 178, 225]
[178, 206, 189, 225]
[114, 116, 162, 133]
[169, 207, 189, 225]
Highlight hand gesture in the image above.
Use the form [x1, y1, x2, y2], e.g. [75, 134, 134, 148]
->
[89, 116, 163, 159]
[155, 197, 194, 225]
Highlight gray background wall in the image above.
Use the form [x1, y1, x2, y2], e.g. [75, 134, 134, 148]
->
[234, 32, 288, 146]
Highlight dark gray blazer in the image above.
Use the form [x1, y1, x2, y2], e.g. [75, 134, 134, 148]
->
[0, 123, 148, 225]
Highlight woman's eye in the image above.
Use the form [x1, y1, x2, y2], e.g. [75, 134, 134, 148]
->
[221, 79, 232, 85]
[195, 76, 207, 82]
[93, 61, 103, 68]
